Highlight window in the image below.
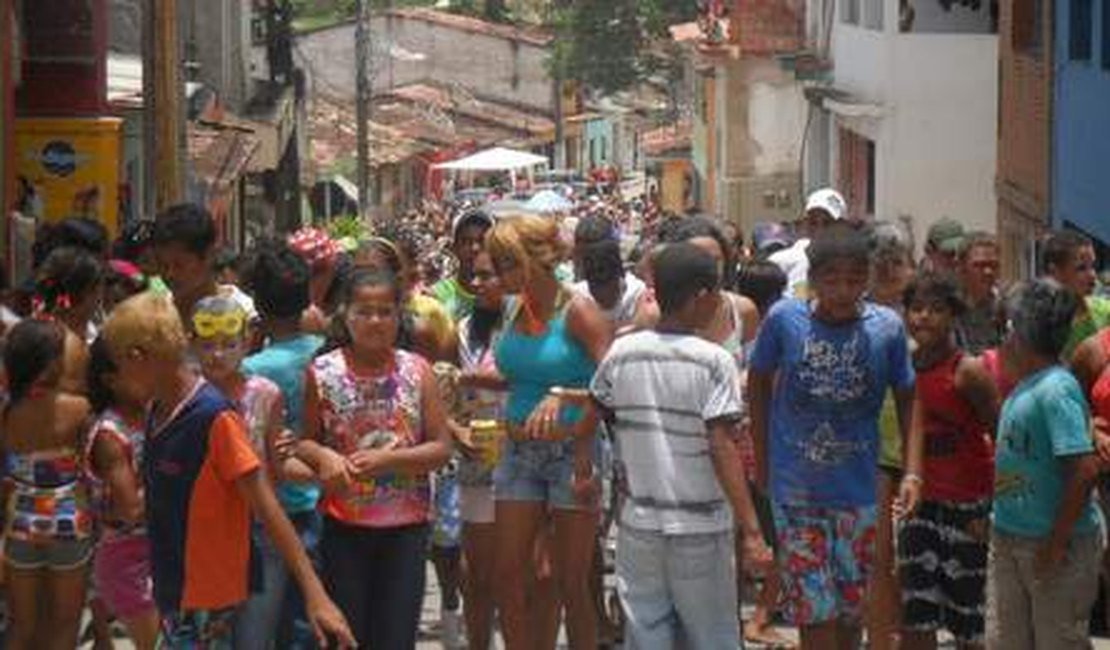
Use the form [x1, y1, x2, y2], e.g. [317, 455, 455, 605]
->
[1103, 0, 1110, 68]
[1070, 0, 1093, 61]
[1013, 0, 1043, 56]
[842, 0, 860, 25]
[863, 0, 884, 30]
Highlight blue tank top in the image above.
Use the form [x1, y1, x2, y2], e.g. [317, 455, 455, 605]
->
[495, 298, 596, 425]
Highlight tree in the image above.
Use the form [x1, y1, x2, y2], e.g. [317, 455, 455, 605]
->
[484, 0, 509, 21]
[549, 0, 699, 96]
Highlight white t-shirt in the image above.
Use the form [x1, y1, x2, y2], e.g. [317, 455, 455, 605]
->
[590, 330, 742, 535]
[572, 273, 646, 327]
[769, 238, 810, 299]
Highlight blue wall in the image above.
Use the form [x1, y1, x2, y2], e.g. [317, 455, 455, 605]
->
[1054, 0, 1110, 245]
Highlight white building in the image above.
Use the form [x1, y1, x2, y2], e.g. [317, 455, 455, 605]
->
[804, 0, 998, 242]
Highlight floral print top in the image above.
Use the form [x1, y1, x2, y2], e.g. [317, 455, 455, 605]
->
[310, 348, 430, 528]
[84, 408, 146, 540]
[234, 375, 284, 463]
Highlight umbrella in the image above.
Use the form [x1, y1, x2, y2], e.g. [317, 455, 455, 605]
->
[487, 199, 530, 216]
[524, 189, 574, 214]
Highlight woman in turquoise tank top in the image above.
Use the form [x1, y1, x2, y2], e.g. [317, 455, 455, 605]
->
[486, 215, 613, 650]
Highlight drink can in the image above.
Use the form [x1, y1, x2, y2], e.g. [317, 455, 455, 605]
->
[470, 420, 506, 470]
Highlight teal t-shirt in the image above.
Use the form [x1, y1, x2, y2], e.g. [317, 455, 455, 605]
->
[994, 366, 1102, 539]
[243, 334, 325, 513]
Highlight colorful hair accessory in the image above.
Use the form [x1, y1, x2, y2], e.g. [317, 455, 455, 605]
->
[109, 259, 146, 283]
[288, 228, 340, 269]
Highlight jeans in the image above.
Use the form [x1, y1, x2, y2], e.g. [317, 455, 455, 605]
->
[321, 518, 428, 649]
[616, 526, 740, 650]
[235, 511, 321, 650]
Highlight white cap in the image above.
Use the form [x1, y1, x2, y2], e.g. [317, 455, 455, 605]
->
[805, 188, 847, 221]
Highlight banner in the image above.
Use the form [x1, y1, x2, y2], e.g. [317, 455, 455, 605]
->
[14, 117, 122, 236]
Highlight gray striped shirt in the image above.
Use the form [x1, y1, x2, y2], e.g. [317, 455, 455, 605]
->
[591, 331, 742, 535]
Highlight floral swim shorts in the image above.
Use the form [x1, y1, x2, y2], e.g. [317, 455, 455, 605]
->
[772, 502, 877, 626]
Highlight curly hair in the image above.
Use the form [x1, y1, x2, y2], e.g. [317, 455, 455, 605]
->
[102, 291, 189, 362]
[1005, 278, 1079, 360]
[485, 214, 569, 277]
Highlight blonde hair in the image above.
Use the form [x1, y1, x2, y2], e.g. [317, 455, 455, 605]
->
[102, 291, 189, 361]
[485, 214, 568, 276]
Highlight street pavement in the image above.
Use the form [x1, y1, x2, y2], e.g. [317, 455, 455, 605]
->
[81, 564, 1110, 648]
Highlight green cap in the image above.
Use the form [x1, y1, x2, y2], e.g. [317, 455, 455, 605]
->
[927, 218, 965, 254]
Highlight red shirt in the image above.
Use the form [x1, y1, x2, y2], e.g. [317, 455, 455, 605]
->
[1089, 329, 1110, 420]
[918, 352, 995, 502]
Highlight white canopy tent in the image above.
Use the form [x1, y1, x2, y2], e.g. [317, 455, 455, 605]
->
[432, 147, 549, 171]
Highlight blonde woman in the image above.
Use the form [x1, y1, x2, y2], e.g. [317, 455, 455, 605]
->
[487, 215, 612, 650]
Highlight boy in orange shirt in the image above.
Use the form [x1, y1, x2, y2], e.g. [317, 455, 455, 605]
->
[101, 292, 354, 648]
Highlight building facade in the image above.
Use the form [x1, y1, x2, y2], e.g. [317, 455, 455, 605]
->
[677, 0, 809, 234]
[997, 0, 1054, 280]
[296, 9, 556, 114]
[1052, 0, 1110, 251]
[805, 0, 998, 247]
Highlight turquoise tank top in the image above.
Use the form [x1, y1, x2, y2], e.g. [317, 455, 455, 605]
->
[495, 299, 596, 425]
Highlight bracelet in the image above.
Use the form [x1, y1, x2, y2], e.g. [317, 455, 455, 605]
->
[902, 473, 924, 485]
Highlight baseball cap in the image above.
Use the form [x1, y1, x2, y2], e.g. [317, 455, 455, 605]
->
[927, 218, 965, 254]
[752, 222, 792, 254]
[451, 209, 495, 241]
[805, 188, 847, 222]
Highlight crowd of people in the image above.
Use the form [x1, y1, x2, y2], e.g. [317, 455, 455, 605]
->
[0, 183, 1107, 650]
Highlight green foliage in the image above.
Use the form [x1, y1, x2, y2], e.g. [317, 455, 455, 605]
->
[549, 0, 700, 95]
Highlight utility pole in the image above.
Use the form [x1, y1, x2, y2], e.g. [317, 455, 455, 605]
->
[144, 0, 184, 214]
[355, 0, 372, 221]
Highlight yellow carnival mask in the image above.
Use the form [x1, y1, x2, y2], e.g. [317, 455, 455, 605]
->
[192, 310, 247, 339]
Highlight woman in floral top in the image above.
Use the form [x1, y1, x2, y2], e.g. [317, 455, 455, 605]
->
[299, 268, 452, 648]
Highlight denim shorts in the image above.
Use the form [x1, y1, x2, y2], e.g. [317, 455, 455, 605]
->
[6, 536, 94, 571]
[493, 439, 588, 510]
[616, 527, 739, 650]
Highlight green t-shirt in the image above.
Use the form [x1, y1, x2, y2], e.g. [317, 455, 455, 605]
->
[430, 276, 476, 323]
[1064, 296, 1110, 362]
[878, 392, 903, 470]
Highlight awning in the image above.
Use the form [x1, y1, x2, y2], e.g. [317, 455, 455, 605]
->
[432, 146, 548, 171]
[188, 125, 260, 188]
[805, 86, 887, 119]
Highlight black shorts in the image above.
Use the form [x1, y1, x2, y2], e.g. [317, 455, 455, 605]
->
[896, 499, 990, 644]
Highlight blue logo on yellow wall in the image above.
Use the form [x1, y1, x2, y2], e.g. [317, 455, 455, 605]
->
[40, 141, 79, 177]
